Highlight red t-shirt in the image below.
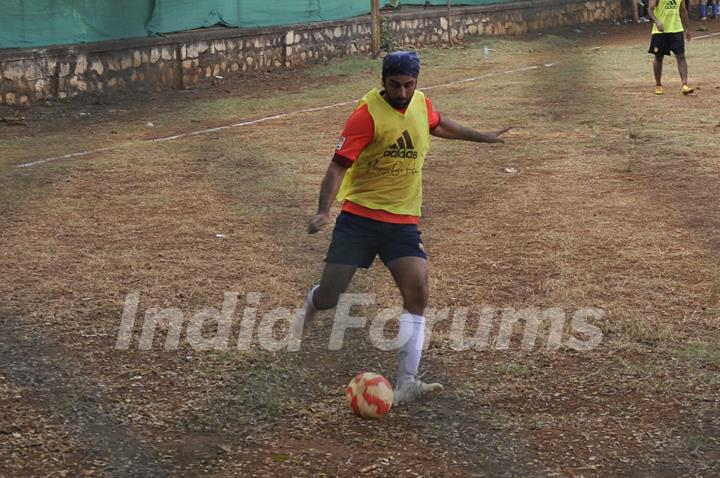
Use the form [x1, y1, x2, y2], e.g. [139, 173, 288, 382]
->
[333, 95, 441, 224]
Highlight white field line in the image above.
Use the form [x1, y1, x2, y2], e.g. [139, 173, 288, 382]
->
[695, 31, 720, 40]
[16, 62, 558, 169]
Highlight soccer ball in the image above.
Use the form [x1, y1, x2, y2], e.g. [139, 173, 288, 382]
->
[345, 372, 394, 419]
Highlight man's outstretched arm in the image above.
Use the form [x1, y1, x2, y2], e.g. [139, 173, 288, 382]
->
[308, 161, 348, 234]
[430, 117, 511, 143]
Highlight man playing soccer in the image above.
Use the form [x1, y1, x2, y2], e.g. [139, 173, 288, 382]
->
[303, 51, 510, 405]
[648, 0, 693, 95]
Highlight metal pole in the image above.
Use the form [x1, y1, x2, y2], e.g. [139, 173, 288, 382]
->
[447, 0, 454, 45]
[371, 0, 381, 56]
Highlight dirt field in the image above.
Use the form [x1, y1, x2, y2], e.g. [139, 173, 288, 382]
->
[1, 19, 719, 477]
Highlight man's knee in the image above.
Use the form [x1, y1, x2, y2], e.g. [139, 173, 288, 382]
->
[404, 283, 430, 313]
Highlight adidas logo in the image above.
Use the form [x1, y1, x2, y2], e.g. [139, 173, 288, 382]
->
[384, 130, 419, 159]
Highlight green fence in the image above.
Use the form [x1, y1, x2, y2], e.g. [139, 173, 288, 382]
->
[0, 0, 515, 50]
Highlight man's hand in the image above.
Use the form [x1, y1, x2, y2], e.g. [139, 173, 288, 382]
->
[307, 213, 331, 234]
[686, 31, 692, 41]
[484, 126, 512, 144]
[655, 21, 664, 32]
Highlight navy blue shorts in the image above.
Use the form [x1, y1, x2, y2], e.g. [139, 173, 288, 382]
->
[649, 32, 685, 56]
[324, 212, 427, 269]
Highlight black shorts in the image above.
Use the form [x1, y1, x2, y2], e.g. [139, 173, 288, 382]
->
[325, 212, 427, 269]
[648, 32, 685, 56]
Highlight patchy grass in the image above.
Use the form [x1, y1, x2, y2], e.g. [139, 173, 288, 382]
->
[679, 343, 720, 365]
[309, 55, 380, 78]
[503, 363, 532, 376]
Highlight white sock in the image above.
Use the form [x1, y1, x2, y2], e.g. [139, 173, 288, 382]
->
[396, 311, 425, 388]
[304, 285, 320, 321]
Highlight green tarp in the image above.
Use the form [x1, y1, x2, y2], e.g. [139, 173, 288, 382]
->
[0, 0, 515, 50]
[0, 0, 154, 49]
[146, 0, 373, 32]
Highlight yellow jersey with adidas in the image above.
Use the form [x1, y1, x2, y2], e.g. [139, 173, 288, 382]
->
[652, 0, 684, 34]
[337, 89, 431, 217]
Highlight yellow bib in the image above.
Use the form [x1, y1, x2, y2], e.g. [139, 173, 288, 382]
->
[337, 88, 430, 216]
[652, 0, 684, 34]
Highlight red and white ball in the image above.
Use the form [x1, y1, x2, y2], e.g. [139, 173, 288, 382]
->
[345, 372, 394, 419]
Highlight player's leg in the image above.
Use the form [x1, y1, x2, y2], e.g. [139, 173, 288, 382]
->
[700, 0, 708, 19]
[304, 263, 357, 321]
[303, 212, 377, 323]
[386, 257, 443, 404]
[653, 54, 664, 94]
[649, 34, 666, 94]
[387, 256, 429, 382]
[388, 256, 429, 315]
[379, 222, 443, 404]
[676, 54, 689, 86]
[671, 32, 693, 94]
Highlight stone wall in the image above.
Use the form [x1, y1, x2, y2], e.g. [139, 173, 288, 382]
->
[0, 0, 630, 106]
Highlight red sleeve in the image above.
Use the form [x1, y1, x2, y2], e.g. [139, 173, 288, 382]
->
[426, 96, 441, 130]
[332, 104, 374, 167]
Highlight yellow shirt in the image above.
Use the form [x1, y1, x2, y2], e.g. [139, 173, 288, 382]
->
[337, 89, 431, 216]
[652, 0, 684, 34]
